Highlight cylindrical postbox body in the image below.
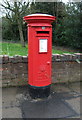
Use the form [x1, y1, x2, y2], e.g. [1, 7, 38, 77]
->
[23, 14, 56, 98]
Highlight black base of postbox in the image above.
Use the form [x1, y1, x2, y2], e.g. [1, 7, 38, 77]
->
[28, 84, 50, 99]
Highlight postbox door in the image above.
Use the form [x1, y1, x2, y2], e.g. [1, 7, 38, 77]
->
[32, 31, 52, 87]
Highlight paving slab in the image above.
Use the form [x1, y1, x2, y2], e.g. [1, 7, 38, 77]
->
[2, 107, 22, 118]
[2, 87, 23, 118]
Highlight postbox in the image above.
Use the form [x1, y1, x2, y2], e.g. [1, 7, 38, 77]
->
[23, 14, 56, 98]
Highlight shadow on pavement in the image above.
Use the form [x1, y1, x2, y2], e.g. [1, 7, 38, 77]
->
[20, 86, 80, 118]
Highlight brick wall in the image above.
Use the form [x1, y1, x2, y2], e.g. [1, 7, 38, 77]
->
[0, 53, 82, 87]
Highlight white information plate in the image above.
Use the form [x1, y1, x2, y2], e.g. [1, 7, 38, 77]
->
[39, 39, 47, 53]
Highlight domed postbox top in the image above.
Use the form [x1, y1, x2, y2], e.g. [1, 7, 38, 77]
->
[26, 13, 53, 16]
[23, 13, 56, 24]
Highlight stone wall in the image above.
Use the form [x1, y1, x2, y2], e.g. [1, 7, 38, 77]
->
[0, 53, 82, 87]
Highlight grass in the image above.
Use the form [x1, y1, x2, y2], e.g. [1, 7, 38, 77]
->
[52, 49, 74, 54]
[1, 42, 28, 56]
[0, 42, 75, 56]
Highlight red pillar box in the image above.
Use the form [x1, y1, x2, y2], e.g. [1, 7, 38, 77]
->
[23, 14, 56, 98]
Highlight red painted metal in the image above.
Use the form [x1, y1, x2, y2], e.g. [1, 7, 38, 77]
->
[23, 14, 56, 87]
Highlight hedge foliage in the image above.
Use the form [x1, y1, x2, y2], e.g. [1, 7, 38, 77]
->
[2, 2, 82, 50]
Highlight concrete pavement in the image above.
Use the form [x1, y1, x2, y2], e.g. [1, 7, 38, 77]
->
[2, 82, 81, 119]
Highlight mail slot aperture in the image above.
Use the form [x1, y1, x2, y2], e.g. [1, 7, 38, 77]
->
[36, 31, 49, 36]
[37, 31, 49, 34]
